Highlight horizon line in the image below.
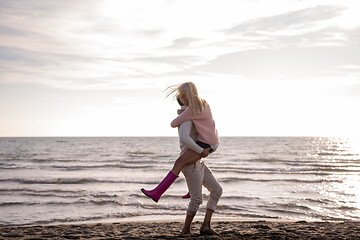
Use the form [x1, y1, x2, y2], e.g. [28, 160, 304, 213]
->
[0, 135, 350, 138]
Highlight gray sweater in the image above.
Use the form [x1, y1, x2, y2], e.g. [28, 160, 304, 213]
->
[178, 120, 203, 155]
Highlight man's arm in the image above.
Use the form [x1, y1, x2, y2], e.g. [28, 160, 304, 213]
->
[179, 121, 203, 154]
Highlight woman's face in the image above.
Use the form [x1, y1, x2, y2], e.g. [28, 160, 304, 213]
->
[179, 92, 189, 106]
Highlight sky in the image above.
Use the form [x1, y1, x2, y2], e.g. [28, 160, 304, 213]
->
[0, 0, 359, 137]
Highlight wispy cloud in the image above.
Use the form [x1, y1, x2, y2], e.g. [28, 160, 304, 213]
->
[194, 45, 360, 80]
[225, 5, 345, 34]
[0, 1, 359, 90]
[190, 5, 359, 81]
[167, 37, 202, 48]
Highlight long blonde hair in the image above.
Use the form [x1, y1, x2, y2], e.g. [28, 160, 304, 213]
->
[166, 82, 207, 114]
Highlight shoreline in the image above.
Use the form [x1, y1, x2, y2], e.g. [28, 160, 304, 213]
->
[1, 220, 360, 239]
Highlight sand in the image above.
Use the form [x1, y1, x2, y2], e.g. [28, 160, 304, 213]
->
[1, 220, 360, 240]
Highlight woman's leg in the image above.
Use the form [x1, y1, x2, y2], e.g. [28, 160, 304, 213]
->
[171, 149, 202, 176]
[141, 149, 201, 203]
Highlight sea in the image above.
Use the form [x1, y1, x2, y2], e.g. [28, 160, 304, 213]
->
[1, 137, 360, 226]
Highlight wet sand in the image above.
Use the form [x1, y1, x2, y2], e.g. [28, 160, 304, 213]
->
[1, 220, 360, 239]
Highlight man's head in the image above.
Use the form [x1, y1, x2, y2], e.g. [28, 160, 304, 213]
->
[176, 94, 184, 106]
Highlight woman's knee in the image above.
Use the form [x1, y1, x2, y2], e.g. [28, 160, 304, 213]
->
[174, 155, 188, 170]
[174, 156, 184, 167]
[180, 150, 201, 164]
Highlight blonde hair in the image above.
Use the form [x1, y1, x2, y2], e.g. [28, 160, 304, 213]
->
[166, 82, 207, 114]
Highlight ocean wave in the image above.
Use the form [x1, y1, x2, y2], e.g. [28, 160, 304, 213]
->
[265, 208, 308, 215]
[304, 198, 334, 204]
[244, 158, 284, 163]
[328, 205, 359, 211]
[0, 163, 27, 169]
[0, 188, 85, 194]
[0, 178, 163, 185]
[140, 203, 185, 212]
[122, 159, 160, 164]
[214, 210, 279, 219]
[50, 164, 157, 170]
[0, 199, 145, 208]
[31, 158, 79, 163]
[0, 191, 85, 199]
[213, 168, 330, 175]
[257, 202, 313, 215]
[317, 152, 358, 157]
[4, 190, 122, 199]
[1, 212, 153, 227]
[219, 177, 342, 183]
[274, 202, 312, 211]
[9, 211, 183, 227]
[221, 196, 261, 201]
[216, 204, 250, 212]
[127, 151, 155, 157]
[0, 202, 37, 207]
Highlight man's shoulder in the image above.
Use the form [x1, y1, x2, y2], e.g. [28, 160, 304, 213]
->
[179, 120, 193, 126]
[179, 120, 195, 134]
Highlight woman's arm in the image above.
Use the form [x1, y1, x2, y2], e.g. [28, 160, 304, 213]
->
[178, 121, 203, 154]
[171, 108, 193, 128]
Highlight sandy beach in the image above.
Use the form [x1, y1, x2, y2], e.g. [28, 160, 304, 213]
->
[1, 220, 360, 240]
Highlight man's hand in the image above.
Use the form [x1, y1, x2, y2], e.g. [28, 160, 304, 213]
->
[200, 148, 211, 158]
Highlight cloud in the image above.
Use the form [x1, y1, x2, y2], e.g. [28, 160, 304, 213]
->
[0, 44, 105, 69]
[345, 80, 360, 96]
[137, 29, 165, 37]
[0, 0, 93, 18]
[347, 26, 360, 44]
[193, 12, 360, 81]
[136, 54, 201, 66]
[167, 37, 202, 48]
[0, 0, 357, 92]
[0, 41, 203, 89]
[228, 26, 350, 50]
[0, 46, 39, 65]
[194, 45, 360, 80]
[0, 24, 27, 36]
[225, 5, 345, 34]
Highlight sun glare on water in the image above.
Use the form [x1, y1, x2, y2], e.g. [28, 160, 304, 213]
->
[318, 137, 360, 219]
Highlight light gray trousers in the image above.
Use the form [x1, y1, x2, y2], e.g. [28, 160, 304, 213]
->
[182, 160, 222, 216]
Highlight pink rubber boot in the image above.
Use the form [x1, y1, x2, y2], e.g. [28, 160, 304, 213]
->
[141, 171, 178, 203]
[182, 192, 191, 199]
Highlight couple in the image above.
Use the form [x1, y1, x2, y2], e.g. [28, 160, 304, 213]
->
[141, 82, 222, 235]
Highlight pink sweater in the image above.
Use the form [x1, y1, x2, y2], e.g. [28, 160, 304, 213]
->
[171, 104, 219, 146]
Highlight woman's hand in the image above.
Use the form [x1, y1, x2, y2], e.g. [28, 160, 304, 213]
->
[177, 109, 185, 115]
[200, 148, 211, 158]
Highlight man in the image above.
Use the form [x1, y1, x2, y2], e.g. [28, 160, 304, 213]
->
[176, 96, 222, 236]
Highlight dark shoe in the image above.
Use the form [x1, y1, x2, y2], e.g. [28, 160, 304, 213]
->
[200, 226, 219, 235]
